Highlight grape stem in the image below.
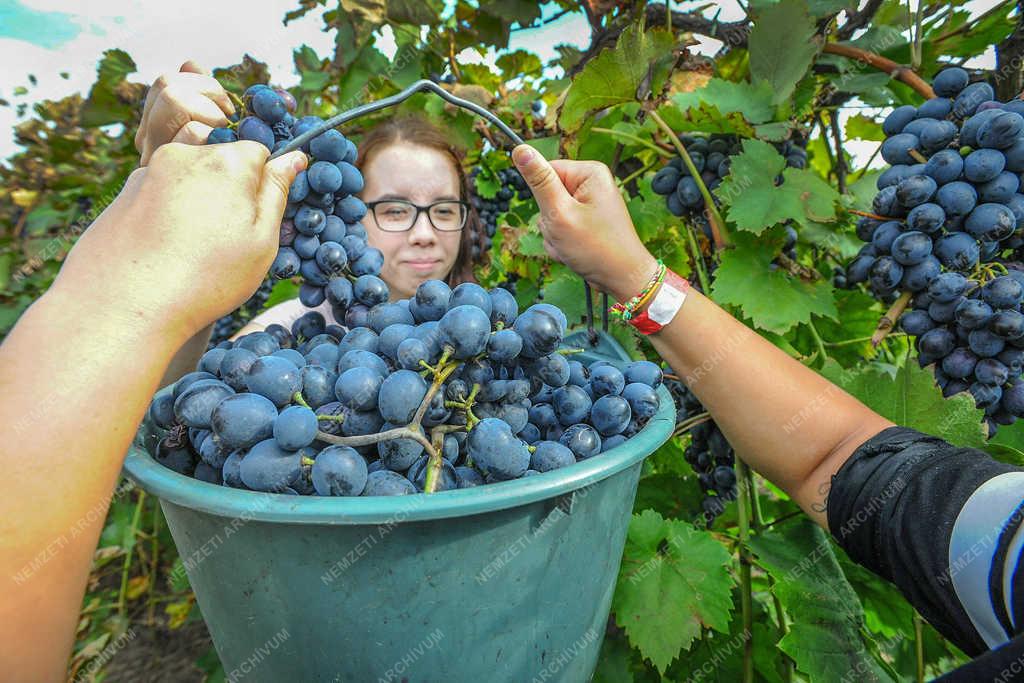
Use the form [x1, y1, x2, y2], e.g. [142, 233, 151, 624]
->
[849, 209, 897, 222]
[591, 127, 675, 158]
[684, 224, 712, 294]
[735, 458, 755, 683]
[821, 43, 935, 99]
[648, 110, 730, 250]
[292, 392, 311, 409]
[871, 291, 912, 347]
[775, 253, 820, 282]
[673, 412, 711, 437]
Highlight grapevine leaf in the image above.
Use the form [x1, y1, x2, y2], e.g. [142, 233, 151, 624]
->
[748, 0, 820, 104]
[559, 24, 676, 134]
[386, 0, 443, 25]
[748, 518, 893, 681]
[525, 135, 559, 160]
[753, 122, 791, 141]
[516, 229, 546, 257]
[613, 510, 734, 674]
[845, 113, 885, 141]
[633, 471, 704, 521]
[719, 139, 840, 232]
[711, 231, 838, 335]
[627, 183, 674, 243]
[656, 101, 755, 137]
[985, 422, 1024, 466]
[670, 79, 775, 125]
[80, 49, 138, 127]
[496, 50, 543, 80]
[541, 267, 588, 329]
[834, 546, 915, 640]
[819, 360, 987, 448]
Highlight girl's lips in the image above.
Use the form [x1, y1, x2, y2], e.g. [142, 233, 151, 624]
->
[403, 259, 442, 272]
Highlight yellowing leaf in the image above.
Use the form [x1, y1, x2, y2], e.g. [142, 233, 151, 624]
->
[11, 188, 37, 207]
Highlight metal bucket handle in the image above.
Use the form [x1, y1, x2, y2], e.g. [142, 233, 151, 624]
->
[268, 78, 525, 161]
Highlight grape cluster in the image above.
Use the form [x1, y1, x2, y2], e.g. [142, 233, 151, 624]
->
[650, 135, 807, 218]
[207, 84, 381, 325]
[844, 67, 1024, 435]
[664, 376, 737, 525]
[208, 278, 274, 349]
[469, 166, 533, 251]
[148, 279, 663, 496]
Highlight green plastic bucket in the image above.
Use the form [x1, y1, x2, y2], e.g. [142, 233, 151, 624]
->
[123, 341, 674, 682]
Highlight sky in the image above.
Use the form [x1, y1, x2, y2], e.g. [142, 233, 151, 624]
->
[0, 0, 1001, 165]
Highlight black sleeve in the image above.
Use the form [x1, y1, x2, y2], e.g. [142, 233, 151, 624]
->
[826, 426, 1024, 657]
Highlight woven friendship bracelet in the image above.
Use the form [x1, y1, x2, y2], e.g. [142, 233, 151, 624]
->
[610, 261, 666, 321]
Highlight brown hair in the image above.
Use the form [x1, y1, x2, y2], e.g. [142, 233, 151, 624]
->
[355, 116, 481, 287]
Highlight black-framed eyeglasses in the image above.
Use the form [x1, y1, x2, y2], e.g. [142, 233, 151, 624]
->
[365, 199, 469, 232]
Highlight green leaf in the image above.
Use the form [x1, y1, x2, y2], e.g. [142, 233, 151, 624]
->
[516, 229, 546, 257]
[748, 0, 820, 104]
[845, 113, 885, 141]
[613, 510, 734, 674]
[80, 49, 138, 127]
[986, 421, 1024, 466]
[834, 545, 914, 640]
[670, 79, 775, 125]
[626, 182, 674, 243]
[749, 518, 893, 681]
[711, 230, 837, 335]
[524, 135, 559, 160]
[386, 0, 442, 24]
[820, 359, 988, 449]
[559, 23, 676, 134]
[719, 139, 840, 233]
[496, 50, 543, 80]
[541, 267, 588, 329]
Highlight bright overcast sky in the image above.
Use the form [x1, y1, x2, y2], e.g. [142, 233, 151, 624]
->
[0, 0, 999, 164]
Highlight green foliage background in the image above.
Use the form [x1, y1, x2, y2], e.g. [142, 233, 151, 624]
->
[1, 1, 1021, 680]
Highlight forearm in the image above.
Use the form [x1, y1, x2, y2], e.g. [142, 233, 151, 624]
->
[0, 278, 187, 681]
[160, 323, 213, 388]
[644, 289, 894, 526]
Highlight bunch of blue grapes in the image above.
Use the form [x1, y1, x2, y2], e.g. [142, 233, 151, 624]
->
[469, 166, 533, 251]
[844, 67, 1024, 435]
[650, 135, 807, 217]
[207, 84, 381, 325]
[664, 375, 737, 526]
[148, 279, 664, 496]
[208, 278, 274, 349]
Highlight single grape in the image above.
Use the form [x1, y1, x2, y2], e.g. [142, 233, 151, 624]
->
[273, 406, 318, 451]
[467, 418, 530, 481]
[174, 379, 235, 429]
[245, 356, 303, 408]
[312, 445, 368, 496]
[559, 423, 602, 460]
[239, 439, 302, 492]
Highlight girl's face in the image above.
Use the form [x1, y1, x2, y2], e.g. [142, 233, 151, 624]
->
[360, 142, 463, 301]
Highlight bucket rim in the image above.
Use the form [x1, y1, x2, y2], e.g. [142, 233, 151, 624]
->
[123, 385, 674, 524]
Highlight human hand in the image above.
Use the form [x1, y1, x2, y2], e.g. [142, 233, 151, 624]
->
[57, 141, 306, 340]
[511, 145, 658, 303]
[135, 61, 234, 165]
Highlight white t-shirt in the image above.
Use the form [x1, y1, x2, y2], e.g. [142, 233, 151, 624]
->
[240, 297, 344, 337]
